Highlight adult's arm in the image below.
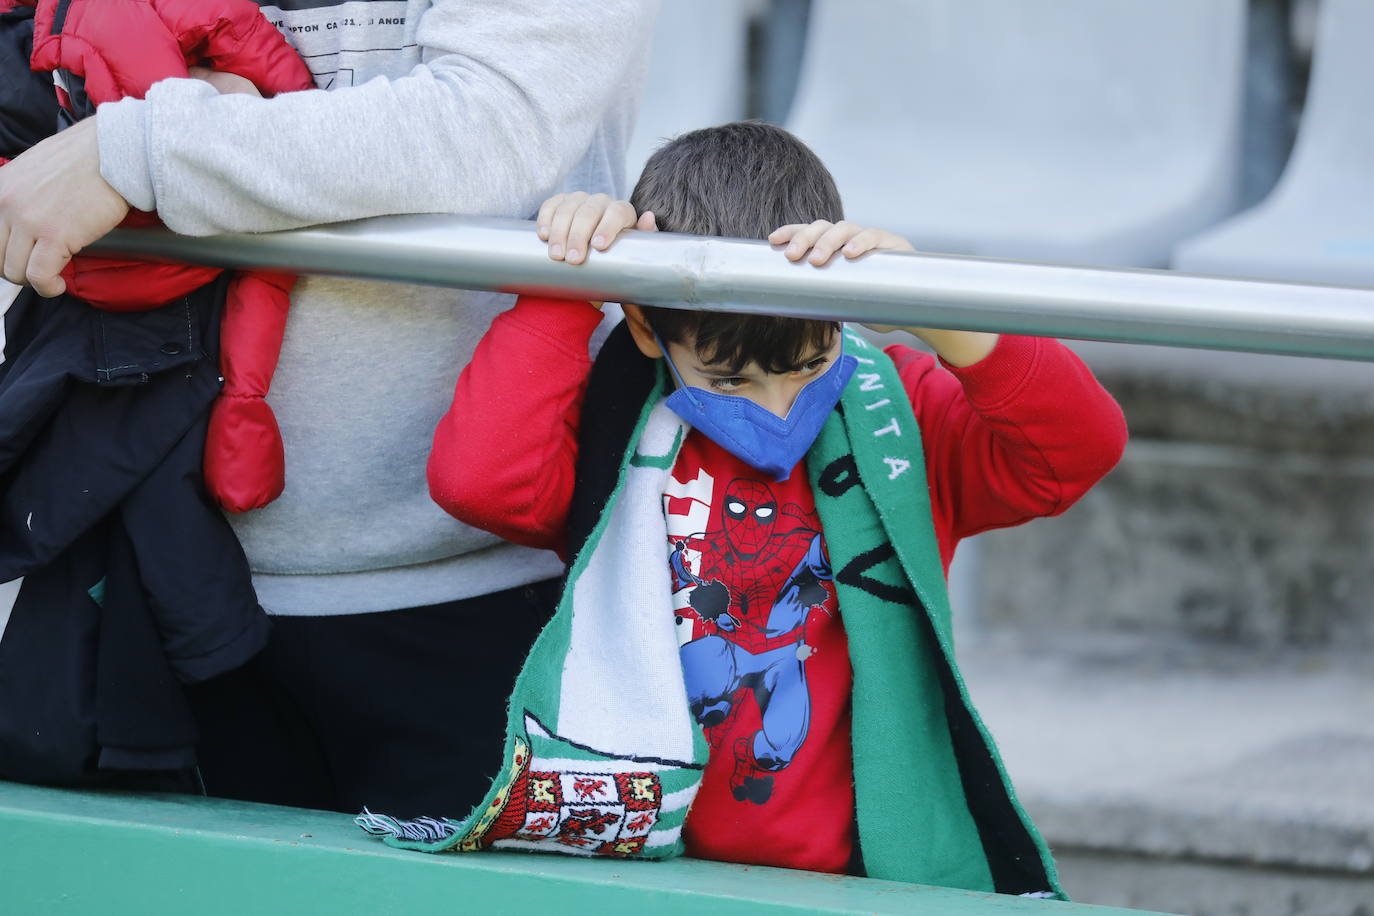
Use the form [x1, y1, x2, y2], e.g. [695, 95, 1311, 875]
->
[0, 1, 655, 294]
[890, 336, 1128, 569]
[97, 0, 656, 235]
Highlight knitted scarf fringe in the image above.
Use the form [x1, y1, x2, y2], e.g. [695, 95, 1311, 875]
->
[355, 807, 457, 843]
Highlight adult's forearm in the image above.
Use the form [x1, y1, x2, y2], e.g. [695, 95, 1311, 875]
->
[98, 74, 569, 235]
[96, 0, 654, 236]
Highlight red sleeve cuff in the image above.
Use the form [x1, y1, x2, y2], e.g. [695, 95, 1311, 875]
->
[938, 334, 1043, 410]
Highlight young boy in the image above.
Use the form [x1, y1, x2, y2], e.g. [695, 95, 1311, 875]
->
[359, 122, 1126, 897]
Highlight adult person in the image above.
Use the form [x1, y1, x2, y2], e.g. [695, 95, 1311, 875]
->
[0, 0, 656, 818]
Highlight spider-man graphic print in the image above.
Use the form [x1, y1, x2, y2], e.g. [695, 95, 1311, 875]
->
[664, 432, 853, 845]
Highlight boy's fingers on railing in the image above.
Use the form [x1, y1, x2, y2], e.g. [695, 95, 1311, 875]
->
[537, 191, 590, 244]
[842, 227, 915, 259]
[806, 221, 867, 266]
[776, 219, 888, 265]
[766, 224, 800, 245]
[538, 193, 634, 265]
[543, 191, 596, 261]
[535, 194, 565, 240]
[589, 201, 638, 253]
[778, 220, 835, 260]
[564, 194, 624, 263]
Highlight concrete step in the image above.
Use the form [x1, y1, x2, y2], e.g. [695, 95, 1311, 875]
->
[961, 638, 1374, 915]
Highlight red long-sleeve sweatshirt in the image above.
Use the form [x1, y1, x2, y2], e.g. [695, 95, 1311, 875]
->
[428, 295, 1126, 873]
[429, 295, 1126, 570]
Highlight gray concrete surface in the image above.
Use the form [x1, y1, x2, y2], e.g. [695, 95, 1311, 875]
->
[976, 341, 1374, 652]
[1051, 850, 1374, 916]
[961, 640, 1374, 914]
[976, 438, 1374, 649]
[957, 335, 1374, 912]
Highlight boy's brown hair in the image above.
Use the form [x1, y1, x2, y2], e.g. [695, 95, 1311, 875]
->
[629, 122, 844, 374]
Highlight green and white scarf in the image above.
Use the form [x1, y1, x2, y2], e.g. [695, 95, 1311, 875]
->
[358, 328, 1062, 897]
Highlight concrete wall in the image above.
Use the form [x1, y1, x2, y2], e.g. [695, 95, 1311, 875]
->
[963, 342, 1374, 914]
[975, 343, 1374, 652]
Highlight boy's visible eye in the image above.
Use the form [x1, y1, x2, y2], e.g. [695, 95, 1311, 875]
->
[707, 376, 748, 392]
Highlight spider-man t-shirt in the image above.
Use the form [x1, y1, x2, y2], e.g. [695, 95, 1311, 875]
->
[663, 429, 855, 874]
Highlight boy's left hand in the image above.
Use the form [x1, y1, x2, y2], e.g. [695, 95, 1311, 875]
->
[770, 220, 998, 367]
[768, 219, 911, 336]
[769, 220, 914, 266]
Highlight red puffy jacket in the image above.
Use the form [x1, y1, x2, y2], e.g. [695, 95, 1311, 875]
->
[3, 0, 314, 512]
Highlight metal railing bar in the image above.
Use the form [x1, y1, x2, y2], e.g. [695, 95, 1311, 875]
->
[88, 214, 1374, 362]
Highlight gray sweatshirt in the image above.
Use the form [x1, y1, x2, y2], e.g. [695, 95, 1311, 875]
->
[95, 0, 656, 614]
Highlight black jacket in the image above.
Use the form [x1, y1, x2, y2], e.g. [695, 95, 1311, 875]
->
[0, 282, 269, 784]
[0, 4, 55, 160]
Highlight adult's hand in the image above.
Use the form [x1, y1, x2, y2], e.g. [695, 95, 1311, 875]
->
[187, 66, 263, 98]
[0, 117, 130, 297]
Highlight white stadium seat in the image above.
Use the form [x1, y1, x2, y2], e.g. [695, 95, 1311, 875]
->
[1173, 0, 1374, 286]
[787, 0, 1247, 268]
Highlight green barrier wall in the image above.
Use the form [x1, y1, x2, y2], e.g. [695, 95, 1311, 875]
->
[0, 780, 1177, 914]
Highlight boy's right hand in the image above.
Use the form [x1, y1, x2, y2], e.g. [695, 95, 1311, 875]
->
[536, 192, 657, 265]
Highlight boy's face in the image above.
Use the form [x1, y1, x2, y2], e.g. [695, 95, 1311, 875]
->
[659, 330, 842, 420]
[622, 304, 842, 419]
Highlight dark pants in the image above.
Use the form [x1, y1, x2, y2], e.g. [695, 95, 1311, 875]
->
[185, 578, 559, 819]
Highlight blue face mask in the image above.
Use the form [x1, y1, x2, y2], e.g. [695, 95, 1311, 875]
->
[657, 331, 857, 482]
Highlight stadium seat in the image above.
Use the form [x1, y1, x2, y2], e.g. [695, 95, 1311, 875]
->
[787, 0, 1247, 268]
[623, 1, 753, 183]
[1173, 0, 1374, 286]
